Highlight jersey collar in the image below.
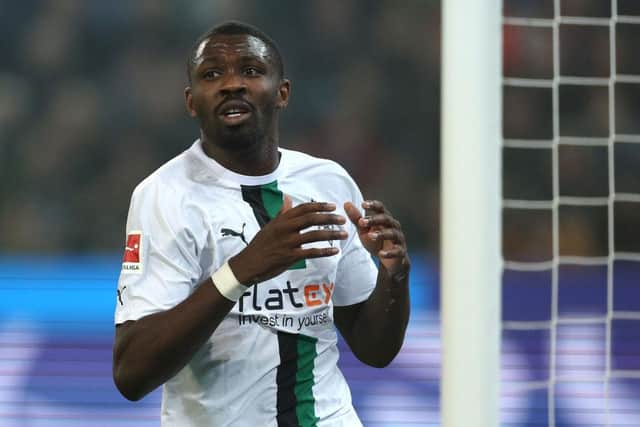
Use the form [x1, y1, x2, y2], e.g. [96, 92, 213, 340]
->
[189, 139, 285, 186]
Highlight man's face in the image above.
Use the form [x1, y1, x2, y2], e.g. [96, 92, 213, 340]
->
[185, 34, 289, 150]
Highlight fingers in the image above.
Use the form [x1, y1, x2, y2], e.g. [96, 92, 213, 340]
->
[273, 199, 348, 251]
[279, 202, 347, 229]
[289, 213, 346, 231]
[346, 200, 397, 230]
[362, 200, 387, 215]
[343, 201, 362, 225]
[354, 200, 408, 264]
[356, 199, 399, 231]
[239, 199, 349, 283]
[297, 228, 348, 245]
[283, 201, 339, 218]
[368, 228, 405, 245]
[294, 246, 340, 259]
[360, 213, 401, 230]
[378, 246, 407, 259]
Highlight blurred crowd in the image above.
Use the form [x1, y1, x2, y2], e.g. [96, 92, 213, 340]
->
[2, 0, 638, 260]
[0, 0, 441, 254]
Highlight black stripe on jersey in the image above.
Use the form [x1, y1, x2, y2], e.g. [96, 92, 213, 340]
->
[241, 185, 271, 227]
[276, 331, 298, 426]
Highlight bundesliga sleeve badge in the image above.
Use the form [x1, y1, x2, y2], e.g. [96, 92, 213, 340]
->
[122, 231, 143, 274]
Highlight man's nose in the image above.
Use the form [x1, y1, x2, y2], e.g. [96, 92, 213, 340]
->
[219, 72, 246, 95]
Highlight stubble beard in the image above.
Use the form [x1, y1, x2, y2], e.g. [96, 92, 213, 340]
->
[212, 123, 261, 151]
[202, 109, 274, 152]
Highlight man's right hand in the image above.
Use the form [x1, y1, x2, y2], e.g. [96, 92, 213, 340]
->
[228, 196, 347, 285]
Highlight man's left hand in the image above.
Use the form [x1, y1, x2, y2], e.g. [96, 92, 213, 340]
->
[344, 200, 410, 278]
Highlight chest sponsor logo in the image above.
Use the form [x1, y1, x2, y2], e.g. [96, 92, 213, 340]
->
[237, 281, 335, 331]
[237, 281, 334, 312]
[121, 231, 142, 274]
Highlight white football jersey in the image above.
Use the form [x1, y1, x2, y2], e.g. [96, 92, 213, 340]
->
[114, 140, 378, 426]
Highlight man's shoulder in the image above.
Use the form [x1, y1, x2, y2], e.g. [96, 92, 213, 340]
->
[280, 148, 352, 179]
[131, 147, 195, 199]
[280, 148, 363, 199]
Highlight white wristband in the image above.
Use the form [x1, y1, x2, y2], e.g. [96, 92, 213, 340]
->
[211, 261, 249, 301]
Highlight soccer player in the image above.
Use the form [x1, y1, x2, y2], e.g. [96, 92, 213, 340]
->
[112, 21, 410, 426]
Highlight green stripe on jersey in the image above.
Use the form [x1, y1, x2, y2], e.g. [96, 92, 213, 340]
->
[260, 181, 283, 219]
[295, 334, 320, 426]
[276, 332, 319, 426]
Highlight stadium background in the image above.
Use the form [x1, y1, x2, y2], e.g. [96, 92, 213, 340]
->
[1, 1, 639, 426]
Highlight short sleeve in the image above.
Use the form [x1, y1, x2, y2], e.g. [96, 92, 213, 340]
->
[332, 178, 378, 307]
[114, 180, 204, 324]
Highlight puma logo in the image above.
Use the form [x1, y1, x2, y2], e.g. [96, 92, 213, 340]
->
[221, 223, 248, 246]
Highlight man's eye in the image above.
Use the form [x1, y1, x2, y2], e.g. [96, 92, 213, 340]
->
[244, 67, 262, 76]
[203, 70, 220, 79]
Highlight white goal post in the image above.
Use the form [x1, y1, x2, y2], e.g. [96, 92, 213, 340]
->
[440, 0, 503, 426]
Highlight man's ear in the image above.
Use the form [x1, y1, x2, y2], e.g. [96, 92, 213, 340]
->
[185, 87, 197, 117]
[276, 79, 291, 109]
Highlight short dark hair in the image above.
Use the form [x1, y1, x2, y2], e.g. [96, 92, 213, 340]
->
[186, 21, 284, 83]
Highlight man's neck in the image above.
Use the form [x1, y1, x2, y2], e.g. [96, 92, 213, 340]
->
[201, 134, 280, 176]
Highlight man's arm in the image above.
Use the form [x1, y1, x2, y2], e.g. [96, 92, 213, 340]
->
[113, 200, 347, 401]
[113, 279, 233, 401]
[333, 200, 411, 368]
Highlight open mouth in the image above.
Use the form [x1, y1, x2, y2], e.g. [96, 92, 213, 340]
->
[218, 101, 252, 125]
[223, 109, 249, 118]
[220, 110, 251, 125]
